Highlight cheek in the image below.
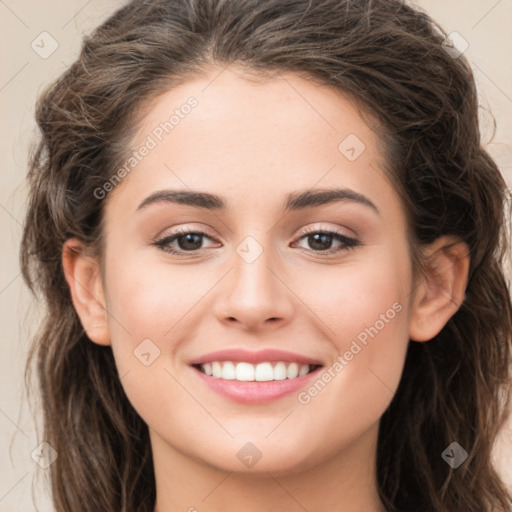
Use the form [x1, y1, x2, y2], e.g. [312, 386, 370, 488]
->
[297, 251, 412, 438]
[297, 247, 410, 349]
[101, 253, 231, 419]
[104, 253, 210, 346]
[101, 256, 202, 425]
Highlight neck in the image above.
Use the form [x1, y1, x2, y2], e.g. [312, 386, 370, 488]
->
[151, 422, 387, 512]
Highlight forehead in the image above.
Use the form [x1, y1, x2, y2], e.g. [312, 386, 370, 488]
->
[106, 66, 400, 220]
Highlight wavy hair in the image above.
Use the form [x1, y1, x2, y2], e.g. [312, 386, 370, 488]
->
[20, 0, 512, 511]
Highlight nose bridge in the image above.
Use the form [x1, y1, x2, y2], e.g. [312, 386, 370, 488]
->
[213, 233, 294, 329]
[234, 239, 276, 301]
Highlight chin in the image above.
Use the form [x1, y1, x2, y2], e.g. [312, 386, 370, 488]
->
[197, 437, 325, 476]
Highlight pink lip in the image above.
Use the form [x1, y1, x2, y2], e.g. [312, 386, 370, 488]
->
[192, 365, 323, 404]
[188, 348, 324, 366]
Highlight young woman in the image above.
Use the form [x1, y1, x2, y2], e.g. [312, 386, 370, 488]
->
[20, 0, 512, 511]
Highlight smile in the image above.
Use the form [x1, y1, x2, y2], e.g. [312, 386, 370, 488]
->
[189, 348, 325, 403]
[196, 361, 320, 381]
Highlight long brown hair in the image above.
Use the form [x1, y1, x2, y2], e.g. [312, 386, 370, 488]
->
[20, 0, 512, 511]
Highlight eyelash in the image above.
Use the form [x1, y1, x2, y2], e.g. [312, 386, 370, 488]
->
[152, 226, 360, 256]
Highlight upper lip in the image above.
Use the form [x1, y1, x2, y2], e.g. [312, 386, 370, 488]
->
[189, 349, 324, 367]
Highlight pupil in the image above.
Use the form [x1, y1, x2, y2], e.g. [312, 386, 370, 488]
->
[179, 233, 202, 250]
[309, 233, 331, 251]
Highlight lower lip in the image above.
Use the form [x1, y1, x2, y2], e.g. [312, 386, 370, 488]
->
[192, 366, 323, 403]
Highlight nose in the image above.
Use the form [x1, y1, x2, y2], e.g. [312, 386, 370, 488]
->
[213, 243, 295, 332]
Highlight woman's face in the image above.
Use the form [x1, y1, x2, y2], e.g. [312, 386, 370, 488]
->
[99, 66, 415, 474]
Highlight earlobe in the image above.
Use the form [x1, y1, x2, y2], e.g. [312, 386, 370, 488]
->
[61, 238, 111, 346]
[408, 236, 470, 342]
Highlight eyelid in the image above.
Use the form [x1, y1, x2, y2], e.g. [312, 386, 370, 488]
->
[299, 224, 355, 238]
[153, 223, 360, 256]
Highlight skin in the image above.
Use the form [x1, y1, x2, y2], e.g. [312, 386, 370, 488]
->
[63, 65, 469, 512]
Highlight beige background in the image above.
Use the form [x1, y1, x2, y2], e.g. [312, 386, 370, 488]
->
[1, 1, 511, 510]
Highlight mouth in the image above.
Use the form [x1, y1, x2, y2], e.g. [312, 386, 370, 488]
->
[192, 361, 322, 381]
[188, 348, 325, 403]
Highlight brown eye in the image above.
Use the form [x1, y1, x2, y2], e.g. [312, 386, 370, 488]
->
[293, 229, 360, 254]
[153, 229, 218, 255]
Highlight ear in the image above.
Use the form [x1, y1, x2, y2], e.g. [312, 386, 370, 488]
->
[409, 235, 470, 342]
[61, 238, 111, 346]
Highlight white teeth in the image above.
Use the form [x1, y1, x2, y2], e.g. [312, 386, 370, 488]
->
[274, 362, 287, 380]
[298, 364, 310, 377]
[235, 362, 255, 381]
[212, 361, 222, 378]
[255, 362, 274, 381]
[287, 362, 299, 379]
[221, 361, 236, 380]
[198, 361, 316, 381]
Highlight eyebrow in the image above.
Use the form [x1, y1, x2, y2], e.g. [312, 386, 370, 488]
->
[136, 188, 380, 216]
